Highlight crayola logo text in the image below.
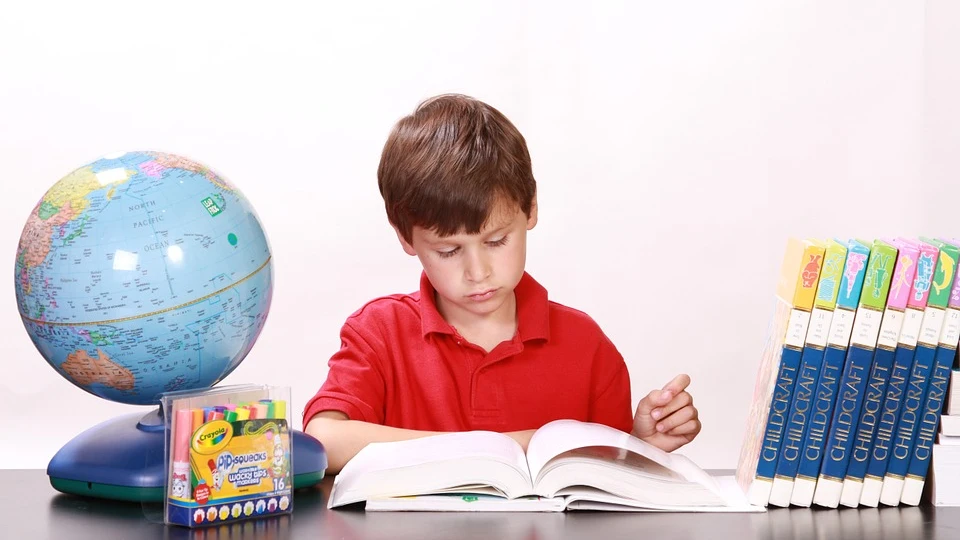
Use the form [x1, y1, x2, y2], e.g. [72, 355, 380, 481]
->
[192, 420, 233, 454]
[200, 428, 226, 441]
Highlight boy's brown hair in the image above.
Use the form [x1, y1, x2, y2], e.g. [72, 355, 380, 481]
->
[378, 94, 537, 244]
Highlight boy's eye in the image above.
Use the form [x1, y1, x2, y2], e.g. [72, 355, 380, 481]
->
[436, 247, 459, 259]
[487, 235, 509, 247]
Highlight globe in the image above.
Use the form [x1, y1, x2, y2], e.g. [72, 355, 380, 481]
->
[15, 151, 273, 406]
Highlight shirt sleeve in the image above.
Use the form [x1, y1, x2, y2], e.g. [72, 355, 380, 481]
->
[302, 320, 387, 428]
[588, 333, 634, 434]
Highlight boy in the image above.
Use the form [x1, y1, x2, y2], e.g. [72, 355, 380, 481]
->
[304, 94, 700, 473]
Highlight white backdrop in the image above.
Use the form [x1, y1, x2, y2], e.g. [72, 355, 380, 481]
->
[1, 1, 956, 470]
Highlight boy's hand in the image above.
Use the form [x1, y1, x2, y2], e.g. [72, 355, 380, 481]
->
[632, 374, 700, 452]
[506, 430, 537, 451]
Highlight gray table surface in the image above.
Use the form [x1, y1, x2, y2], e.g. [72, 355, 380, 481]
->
[2, 469, 959, 539]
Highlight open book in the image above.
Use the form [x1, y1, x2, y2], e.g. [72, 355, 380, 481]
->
[329, 420, 761, 512]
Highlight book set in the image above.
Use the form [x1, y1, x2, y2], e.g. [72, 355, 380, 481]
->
[737, 238, 960, 508]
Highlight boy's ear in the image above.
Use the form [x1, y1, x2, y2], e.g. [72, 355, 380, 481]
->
[394, 227, 418, 256]
[526, 193, 538, 230]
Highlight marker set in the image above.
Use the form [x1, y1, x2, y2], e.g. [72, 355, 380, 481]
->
[162, 385, 293, 528]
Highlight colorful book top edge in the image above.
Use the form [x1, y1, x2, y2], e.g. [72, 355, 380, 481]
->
[813, 239, 848, 311]
[792, 240, 826, 311]
[885, 239, 921, 311]
[905, 240, 940, 310]
[946, 239, 960, 310]
[858, 240, 898, 311]
[836, 239, 871, 311]
[777, 239, 823, 308]
[920, 238, 960, 309]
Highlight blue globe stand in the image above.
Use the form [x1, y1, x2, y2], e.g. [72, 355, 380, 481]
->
[47, 408, 327, 502]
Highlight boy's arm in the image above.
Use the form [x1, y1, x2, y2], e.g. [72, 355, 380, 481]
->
[305, 411, 537, 473]
[304, 411, 442, 473]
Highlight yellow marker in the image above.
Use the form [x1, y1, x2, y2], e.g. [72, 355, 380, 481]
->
[273, 400, 286, 420]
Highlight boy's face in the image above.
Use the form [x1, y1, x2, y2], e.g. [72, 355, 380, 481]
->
[397, 198, 537, 325]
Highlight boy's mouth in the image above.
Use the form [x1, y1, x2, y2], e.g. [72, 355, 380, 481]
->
[467, 288, 497, 302]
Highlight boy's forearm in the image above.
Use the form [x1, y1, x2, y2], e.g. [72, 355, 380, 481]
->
[304, 416, 443, 473]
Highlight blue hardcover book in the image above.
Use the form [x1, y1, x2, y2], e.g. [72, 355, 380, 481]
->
[790, 240, 870, 507]
[901, 240, 960, 505]
[901, 342, 956, 505]
[860, 241, 939, 507]
[839, 239, 919, 507]
[813, 240, 897, 508]
[767, 241, 847, 507]
[880, 239, 959, 506]
[737, 239, 825, 507]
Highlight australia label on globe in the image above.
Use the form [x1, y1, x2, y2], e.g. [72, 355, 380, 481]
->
[15, 151, 273, 405]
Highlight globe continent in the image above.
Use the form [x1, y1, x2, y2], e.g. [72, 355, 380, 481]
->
[15, 151, 273, 405]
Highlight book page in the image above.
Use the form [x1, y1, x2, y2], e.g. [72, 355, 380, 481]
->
[366, 493, 566, 512]
[329, 430, 533, 507]
[526, 420, 722, 497]
[345, 430, 528, 475]
[562, 476, 762, 513]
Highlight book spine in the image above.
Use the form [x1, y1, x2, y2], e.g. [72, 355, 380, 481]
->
[839, 240, 919, 507]
[901, 242, 960, 505]
[860, 241, 938, 507]
[790, 242, 870, 507]
[768, 241, 847, 507]
[813, 241, 897, 508]
[901, 340, 956, 505]
[745, 241, 825, 507]
[880, 240, 959, 505]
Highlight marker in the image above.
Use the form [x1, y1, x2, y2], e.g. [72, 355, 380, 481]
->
[259, 400, 275, 418]
[224, 410, 238, 423]
[171, 409, 192, 498]
[273, 400, 286, 420]
[252, 403, 267, 419]
[190, 408, 203, 493]
[235, 407, 250, 421]
[191, 408, 204, 432]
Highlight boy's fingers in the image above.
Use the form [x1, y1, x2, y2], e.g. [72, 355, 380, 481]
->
[650, 391, 692, 420]
[665, 418, 702, 436]
[662, 373, 691, 396]
[655, 405, 698, 433]
[635, 389, 662, 416]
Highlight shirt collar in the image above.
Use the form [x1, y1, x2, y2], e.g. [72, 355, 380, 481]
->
[418, 272, 550, 342]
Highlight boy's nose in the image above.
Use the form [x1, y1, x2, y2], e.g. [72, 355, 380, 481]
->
[464, 251, 491, 282]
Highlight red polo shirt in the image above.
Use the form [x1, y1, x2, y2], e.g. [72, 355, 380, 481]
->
[302, 272, 633, 434]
